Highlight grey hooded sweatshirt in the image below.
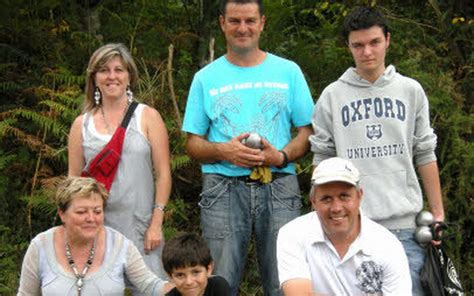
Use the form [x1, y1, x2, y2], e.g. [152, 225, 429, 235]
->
[310, 65, 437, 229]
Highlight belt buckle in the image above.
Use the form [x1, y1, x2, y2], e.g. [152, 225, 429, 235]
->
[245, 176, 260, 185]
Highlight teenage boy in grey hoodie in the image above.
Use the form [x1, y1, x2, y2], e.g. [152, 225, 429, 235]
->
[309, 6, 444, 296]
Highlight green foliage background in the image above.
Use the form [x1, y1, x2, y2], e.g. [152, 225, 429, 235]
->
[0, 0, 472, 295]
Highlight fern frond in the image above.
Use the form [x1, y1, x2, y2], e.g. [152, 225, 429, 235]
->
[171, 154, 191, 171]
[38, 100, 67, 113]
[52, 90, 83, 107]
[21, 176, 69, 216]
[39, 100, 80, 122]
[0, 124, 35, 146]
[25, 137, 58, 158]
[0, 62, 17, 71]
[41, 87, 83, 116]
[0, 153, 16, 170]
[0, 118, 18, 137]
[0, 81, 21, 92]
[42, 71, 85, 87]
[0, 124, 58, 157]
[19, 192, 56, 216]
[12, 108, 69, 139]
[33, 86, 83, 112]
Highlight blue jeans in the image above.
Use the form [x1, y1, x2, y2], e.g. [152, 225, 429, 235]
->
[199, 173, 302, 296]
[391, 228, 426, 296]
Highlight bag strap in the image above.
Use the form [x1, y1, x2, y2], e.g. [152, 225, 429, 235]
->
[120, 101, 138, 128]
[81, 101, 139, 190]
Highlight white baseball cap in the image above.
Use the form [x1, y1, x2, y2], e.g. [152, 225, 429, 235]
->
[312, 157, 360, 186]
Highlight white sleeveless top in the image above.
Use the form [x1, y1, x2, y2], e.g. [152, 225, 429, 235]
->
[81, 103, 166, 277]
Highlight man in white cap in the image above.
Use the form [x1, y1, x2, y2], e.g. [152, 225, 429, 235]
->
[276, 157, 412, 295]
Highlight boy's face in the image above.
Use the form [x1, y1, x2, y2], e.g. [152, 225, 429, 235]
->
[347, 25, 390, 81]
[169, 264, 213, 296]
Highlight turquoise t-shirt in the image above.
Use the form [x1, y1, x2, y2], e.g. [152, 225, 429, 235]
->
[182, 53, 314, 176]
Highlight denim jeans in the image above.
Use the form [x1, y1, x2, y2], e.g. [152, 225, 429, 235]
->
[199, 173, 302, 296]
[391, 228, 426, 296]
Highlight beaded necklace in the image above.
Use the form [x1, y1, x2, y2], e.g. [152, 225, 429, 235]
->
[65, 234, 97, 296]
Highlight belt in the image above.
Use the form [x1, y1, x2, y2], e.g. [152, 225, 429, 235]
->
[234, 172, 290, 184]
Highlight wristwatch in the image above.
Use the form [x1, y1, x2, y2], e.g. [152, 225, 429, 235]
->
[276, 150, 289, 169]
[153, 203, 166, 212]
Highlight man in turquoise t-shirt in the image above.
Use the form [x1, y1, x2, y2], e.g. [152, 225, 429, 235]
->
[182, 1, 313, 295]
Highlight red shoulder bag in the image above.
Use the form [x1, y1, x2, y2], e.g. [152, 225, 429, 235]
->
[81, 102, 138, 191]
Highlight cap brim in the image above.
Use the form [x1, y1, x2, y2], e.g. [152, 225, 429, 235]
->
[312, 176, 358, 186]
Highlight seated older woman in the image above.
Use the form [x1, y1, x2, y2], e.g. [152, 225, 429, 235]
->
[17, 177, 173, 295]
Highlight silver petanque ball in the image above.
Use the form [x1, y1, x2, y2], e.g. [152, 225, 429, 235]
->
[415, 226, 433, 244]
[416, 211, 434, 226]
[242, 133, 263, 149]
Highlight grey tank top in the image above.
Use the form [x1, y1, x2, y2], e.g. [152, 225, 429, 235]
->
[82, 104, 166, 277]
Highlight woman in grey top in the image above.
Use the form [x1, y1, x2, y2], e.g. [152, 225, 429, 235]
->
[68, 43, 171, 281]
[17, 177, 173, 295]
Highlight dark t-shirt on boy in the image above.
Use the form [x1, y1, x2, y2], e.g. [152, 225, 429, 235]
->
[166, 275, 231, 296]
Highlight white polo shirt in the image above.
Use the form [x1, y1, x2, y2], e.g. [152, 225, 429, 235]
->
[277, 212, 412, 296]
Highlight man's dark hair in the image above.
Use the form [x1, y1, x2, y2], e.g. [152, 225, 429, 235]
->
[342, 6, 389, 41]
[162, 232, 213, 274]
[219, 0, 264, 16]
